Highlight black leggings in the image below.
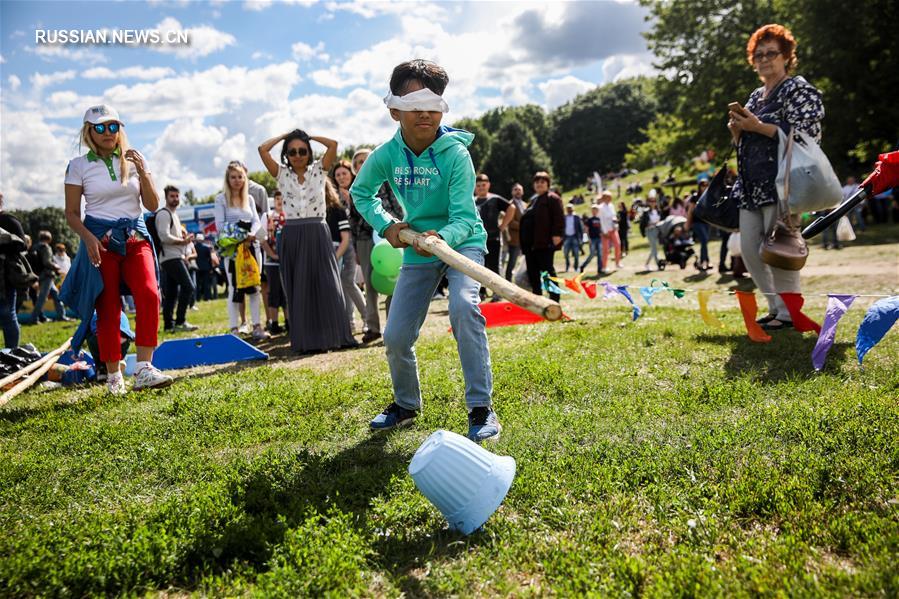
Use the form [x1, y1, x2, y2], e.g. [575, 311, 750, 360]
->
[524, 249, 559, 302]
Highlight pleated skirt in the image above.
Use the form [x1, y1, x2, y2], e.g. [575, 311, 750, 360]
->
[278, 218, 356, 353]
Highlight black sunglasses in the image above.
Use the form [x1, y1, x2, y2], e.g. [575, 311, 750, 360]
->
[287, 148, 309, 157]
[92, 122, 121, 134]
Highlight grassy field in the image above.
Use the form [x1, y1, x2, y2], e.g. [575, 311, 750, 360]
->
[2, 225, 897, 596]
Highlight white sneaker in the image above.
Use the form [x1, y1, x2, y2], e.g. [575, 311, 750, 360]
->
[251, 327, 270, 342]
[237, 323, 251, 335]
[133, 364, 174, 390]
[107, 373, 127, 395]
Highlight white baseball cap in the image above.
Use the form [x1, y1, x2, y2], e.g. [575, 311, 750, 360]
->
[83, 104, 121, 125]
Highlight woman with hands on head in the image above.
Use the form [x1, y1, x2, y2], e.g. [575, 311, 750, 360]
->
[258, 129, 357, 353]
[61, 104, 173, 395]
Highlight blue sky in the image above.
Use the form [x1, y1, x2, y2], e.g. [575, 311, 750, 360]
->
[0, 0, 653, 208]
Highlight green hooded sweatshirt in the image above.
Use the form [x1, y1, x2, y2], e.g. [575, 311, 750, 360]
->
[350, 125, 487, 264]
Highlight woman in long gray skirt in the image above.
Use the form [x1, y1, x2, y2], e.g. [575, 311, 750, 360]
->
[258, 129, 357, 353]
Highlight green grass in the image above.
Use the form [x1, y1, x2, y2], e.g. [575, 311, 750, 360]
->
[3, 233, 898, 596]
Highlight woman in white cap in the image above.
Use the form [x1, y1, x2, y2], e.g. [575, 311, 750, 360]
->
[61, 105, 173, 394]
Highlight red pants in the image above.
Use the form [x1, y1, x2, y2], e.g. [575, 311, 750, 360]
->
[601, 231, 622, 270]
[97, 238, 159, 362]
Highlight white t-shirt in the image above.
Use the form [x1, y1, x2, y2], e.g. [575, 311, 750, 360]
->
[598, 202, 617, 234]
[647, 208, 661, 228]
[277, 161, 326, 220]
[65, 152, 144, 220]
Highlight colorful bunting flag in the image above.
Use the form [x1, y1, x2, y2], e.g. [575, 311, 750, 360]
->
[541, 271, 566, 295]
[617, 286, 641, 321]
[856, 296, 899, 365]
[564, 273, 585, 294]
[811, 294, 856, 371]
[735, 291, 772, 343]
[582, 281, 597, 299]
[779, 292, 822, 334]
[697, 290, 725, 328]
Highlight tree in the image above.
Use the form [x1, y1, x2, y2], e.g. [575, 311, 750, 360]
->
[451, 117, 492, 173]
[248, 171, 277, 195]
[10, 207, 80, 253]
[639, 0, 899, 174]
[481, 119, 553, 195]
[480, 105, 551, 150]
[548, 78, 658, 187]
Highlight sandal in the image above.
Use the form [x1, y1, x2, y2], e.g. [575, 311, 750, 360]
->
[756, 314, 777, 325]
[761, 319, 793, 331]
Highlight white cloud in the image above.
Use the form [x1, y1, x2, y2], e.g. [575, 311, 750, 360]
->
[27, 45, 107, 65]
[0, 54, 5, 64]
[29, 69, 77, 89]
[538, 75, 595, 109]
[82, 66, 176, 80]
[324, 0, 446, 19]
[291, 41, 327, 62]
[92, 61, 300, 123]
[150, 17, 236, 60]
[8, 75, 21, 91]
[602, 53, 656, 82]
[0, 110, 79, 209]
[244, 0, 318, 10]
[145, 118, 249, 194]
[251, 51, 273, 60]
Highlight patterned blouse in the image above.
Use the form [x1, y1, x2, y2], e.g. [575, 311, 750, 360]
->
[277, 160, 326, 220]
[731, 76, 824, 211]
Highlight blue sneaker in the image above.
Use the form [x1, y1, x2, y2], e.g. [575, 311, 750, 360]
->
[370, 402, 418, 432]
[468, 407, 501, 442]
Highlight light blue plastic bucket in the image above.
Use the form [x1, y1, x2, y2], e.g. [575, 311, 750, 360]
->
[408, 429, 515, 535]
[124, 353, 137, 376]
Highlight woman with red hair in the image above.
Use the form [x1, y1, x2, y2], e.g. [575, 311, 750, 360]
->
[727, 24, 824, 332]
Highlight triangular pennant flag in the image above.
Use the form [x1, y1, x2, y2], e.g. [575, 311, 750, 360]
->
[564, 273, 585, 294]
[856, 296, 899, 365]
[651, 278, 686, 299]
[639, 286, 656, 306]
[601, 281, 619, 299]
[582, 281, 597, 299]
[697, 289, 725, 328]
[811, 294, 856, 371]
[735, 291, 772, 343]
[779, 292, 822, 334]
[541, 271, 567, 295]
[616, 285, 641, 321]
[478, 301, 546, 328]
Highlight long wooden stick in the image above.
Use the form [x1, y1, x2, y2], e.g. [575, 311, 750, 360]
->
[0, 338, 72, 390]
[397, 229, 563, 321]
[0, 338, 71, 408]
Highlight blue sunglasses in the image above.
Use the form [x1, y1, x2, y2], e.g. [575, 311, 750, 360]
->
[92, 122, 121, 134]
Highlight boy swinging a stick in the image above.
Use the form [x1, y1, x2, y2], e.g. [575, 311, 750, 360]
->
[351, 59, 501, 442]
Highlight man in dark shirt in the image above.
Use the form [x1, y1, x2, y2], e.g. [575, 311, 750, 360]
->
[194, 234, 215, 301]
[31, 230, 68, 323]
[474, 173, 513, 301]
[580, 204, 604, 275]
[0, 192, 28, 346]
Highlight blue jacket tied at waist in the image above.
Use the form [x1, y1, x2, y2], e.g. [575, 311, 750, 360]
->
[60, 214, 158, 352]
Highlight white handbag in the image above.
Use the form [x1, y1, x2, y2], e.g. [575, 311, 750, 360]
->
[836, 216, 856, 242]
[775, 127, 842, 214]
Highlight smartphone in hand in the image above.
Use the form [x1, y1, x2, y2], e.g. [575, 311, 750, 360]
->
[728, 101, 748, 116]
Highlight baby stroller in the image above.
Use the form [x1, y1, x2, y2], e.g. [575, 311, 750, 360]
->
[657, 215, 695, 270]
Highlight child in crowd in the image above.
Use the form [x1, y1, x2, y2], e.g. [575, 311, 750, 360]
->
[351, 59, 500, 442]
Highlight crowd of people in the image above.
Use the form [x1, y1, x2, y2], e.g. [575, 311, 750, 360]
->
[1, 26, 897, 408]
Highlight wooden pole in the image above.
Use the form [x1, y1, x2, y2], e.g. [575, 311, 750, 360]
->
[396, 229, 562, 321]
[0, 337, 72, 390]
[0, 338, 71, 408]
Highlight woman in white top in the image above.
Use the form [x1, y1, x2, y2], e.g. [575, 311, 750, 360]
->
[61, 104, 173, 395]
[213, 161, 269, 342]
[641, 195, 662, 270]
[258, 129, 356, 353]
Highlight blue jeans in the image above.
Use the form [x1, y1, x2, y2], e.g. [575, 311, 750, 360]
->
[383, 246, 492, 411]
[33, 276, 63, 321]
[580, 238, 602, 272]
[1, 287, 19, 348]
[692, 221, 710, 265]
[562, 235, 580, 270]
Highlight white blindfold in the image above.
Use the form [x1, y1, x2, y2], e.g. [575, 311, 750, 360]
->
[383, 88, 449, 113]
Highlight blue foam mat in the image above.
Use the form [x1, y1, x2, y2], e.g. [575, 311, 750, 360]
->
[151, 334, 268, 370]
